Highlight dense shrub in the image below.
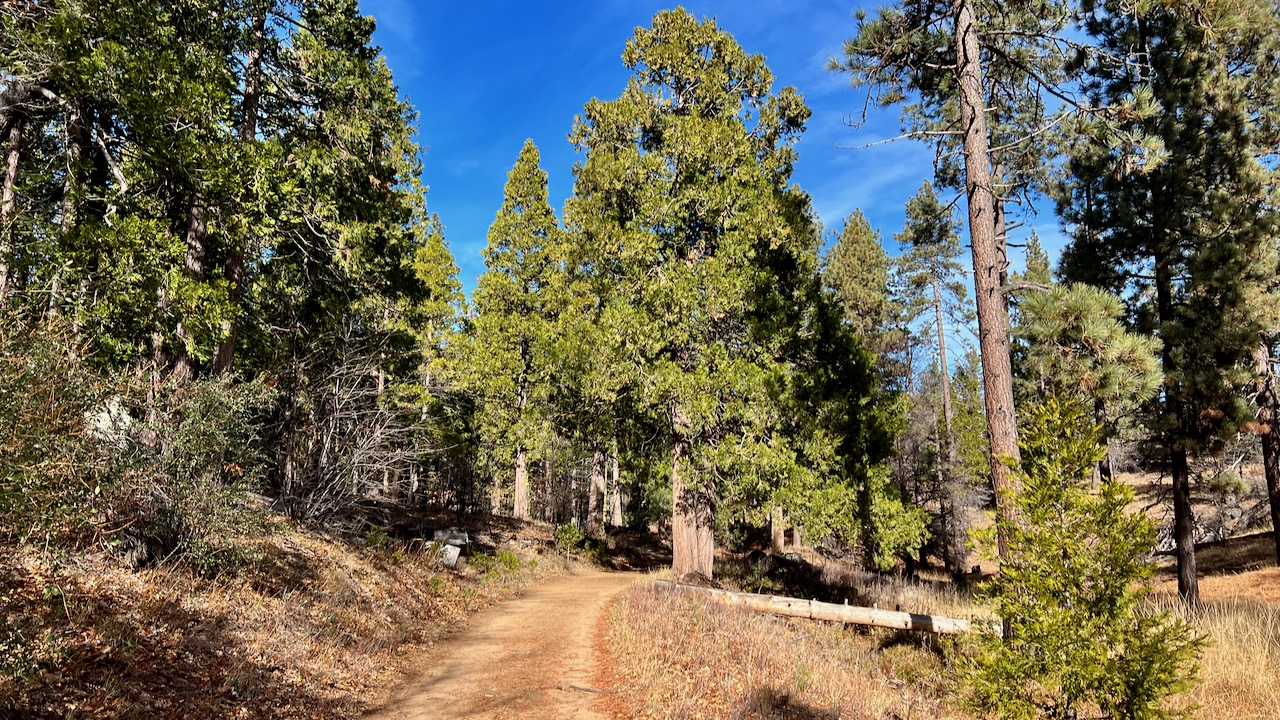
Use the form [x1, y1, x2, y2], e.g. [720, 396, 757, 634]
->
[0, 314, 107, 543]
[1, 311, 274, 575]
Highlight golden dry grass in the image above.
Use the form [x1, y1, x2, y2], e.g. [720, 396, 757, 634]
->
[603, 563, 1280, 720]
[601, 581, 966, 720]
[1152, 596, 1280, 720]
[0, 516, 568, 719]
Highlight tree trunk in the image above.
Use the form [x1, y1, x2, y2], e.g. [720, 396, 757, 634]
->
[770, 506, 785, 554]
[954, 0, 1019, 561]
[1253, 341, 1280, 565]
[172, 201, 207, 382]
[1094, 398, 1113, 488]
[0, 119, 20, 302]
[671, 407, 713, 578]
[588, 450, 606, 539]
[214, 8, 265, 374]
[1156, 255, 1198, 603]
[607, 449, 624, 527]
[933, 279, 956, 468]
[48, 105, 89, 323]
[513, 446, 530, 520]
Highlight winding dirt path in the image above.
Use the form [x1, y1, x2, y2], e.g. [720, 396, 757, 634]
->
[368, 570, 638, 720]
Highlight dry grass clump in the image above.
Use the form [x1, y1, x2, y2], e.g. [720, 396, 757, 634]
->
[602, 582, 966, 720]
[0, 517, 562, 719]
[1148, 595, 1280, 720]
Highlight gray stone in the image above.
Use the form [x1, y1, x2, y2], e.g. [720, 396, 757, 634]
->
[84, 396, 133, 448]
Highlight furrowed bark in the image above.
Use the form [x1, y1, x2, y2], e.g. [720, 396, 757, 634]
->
[1253, 341, 1280, 565]
[1157, 254, 1198, 603]
[172, 201, 207, 382]
[671, 405, 714, 579]
[607, 449, 623, 527]
[513, 445, 530, 520]
[954, 0, 1019, 560]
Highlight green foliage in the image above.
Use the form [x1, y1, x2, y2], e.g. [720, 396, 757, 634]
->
[963, 400, 1201, 720]
[1057, 0, 1280, 452]
[461, 140, 563, 508]
[564, 8, 893, 574]
[823, 211, 902, 369]
[554, 523, 586, 554]
[119, 375, 275, 576]
[863, 465, 930, 570]
[1015, 282, 1162, 416]
[469, 549, 524, 578]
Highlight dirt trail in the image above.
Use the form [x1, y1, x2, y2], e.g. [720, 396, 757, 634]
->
[368, 570, 638, 720]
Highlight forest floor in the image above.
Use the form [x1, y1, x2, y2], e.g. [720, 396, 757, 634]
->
[366, 570, 640, 720]
[0, 512, 627, 719]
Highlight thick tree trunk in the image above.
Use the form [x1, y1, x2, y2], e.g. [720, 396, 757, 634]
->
[172, 202, 207, 382]
[770, 506, 785, 554]
[0, 119, 20, 301]
[671, 408, 713, 578]
[1253, 341, 1280, 564]
[607, 450, 624, 527]
[587, 450, 606, 539]
[513, 446, 530, 520]
[1156, 255, 1198, 603]
[214, 9, 265, 374]
[954, 0, 1019, 561]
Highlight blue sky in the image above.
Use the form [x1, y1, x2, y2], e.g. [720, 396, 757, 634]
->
[359, 0, 1062, 298]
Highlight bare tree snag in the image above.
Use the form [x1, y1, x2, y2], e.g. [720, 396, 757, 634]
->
[933, 278, 956, 469]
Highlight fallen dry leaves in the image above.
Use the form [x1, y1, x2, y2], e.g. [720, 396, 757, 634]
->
[0, 517, 564, 719]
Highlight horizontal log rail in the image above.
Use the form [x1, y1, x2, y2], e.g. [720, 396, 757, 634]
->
[654, 580, 1000, 635]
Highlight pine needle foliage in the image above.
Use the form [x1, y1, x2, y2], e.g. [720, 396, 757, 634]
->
[963, 400, 1201, 720]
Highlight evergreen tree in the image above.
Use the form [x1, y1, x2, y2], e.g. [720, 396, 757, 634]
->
[964, 400, 1201, 720]
[832, 0, 1081, 560]
[1056, 0, 1280, 603]
[1015, 282, 1162, 483]
[823, 210, 907, 385]
[0, 0, 464, 518]
[565, 9, 893, 577]
[465, 140, 562, 520]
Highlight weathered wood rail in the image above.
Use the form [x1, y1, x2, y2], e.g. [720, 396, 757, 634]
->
[654, 580, 1000, 635]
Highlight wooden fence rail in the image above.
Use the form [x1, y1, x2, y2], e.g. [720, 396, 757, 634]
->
[654, 580, 1000, 636]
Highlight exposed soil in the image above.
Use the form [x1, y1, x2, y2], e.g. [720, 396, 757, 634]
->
[367, 570, 639, 720]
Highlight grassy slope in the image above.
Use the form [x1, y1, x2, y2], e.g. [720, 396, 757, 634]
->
[0, 516, 567, 719]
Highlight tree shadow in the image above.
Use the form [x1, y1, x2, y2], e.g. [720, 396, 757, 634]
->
[733, 685, 841, 719]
